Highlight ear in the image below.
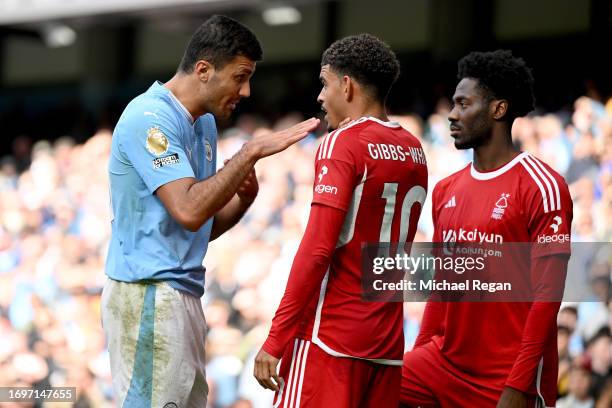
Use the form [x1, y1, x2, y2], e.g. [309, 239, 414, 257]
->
[194, 60, 214, 83]
[342, 75, 353, 102]
[492, 99, 508, 121]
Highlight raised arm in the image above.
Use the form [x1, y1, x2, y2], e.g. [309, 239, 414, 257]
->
[156, 118, 319, 231]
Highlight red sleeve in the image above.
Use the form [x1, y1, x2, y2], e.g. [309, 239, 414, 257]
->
[414, 183, 446, 348]
[431, 183, 443, 242]
[311, 130, 362, 211]
[526, 171, 573, 259]
[263, 133, 361, 358]
[414, 302, 446, 348]
[262, 203, 347, 358]
[505, 254, 568, 392]
[506, 168, 572, 391]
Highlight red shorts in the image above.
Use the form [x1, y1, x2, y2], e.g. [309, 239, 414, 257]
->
[401, 341, 539, 408]
[273, 338, 401, 408]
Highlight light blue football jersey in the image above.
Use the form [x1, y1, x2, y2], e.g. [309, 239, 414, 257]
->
[106, 81, 217, 297]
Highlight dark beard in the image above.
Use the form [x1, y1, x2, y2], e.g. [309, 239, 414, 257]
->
[454, 109, 492, 150]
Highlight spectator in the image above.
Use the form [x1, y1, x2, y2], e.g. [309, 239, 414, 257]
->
[557, 362, 595, 408]
[586, 327, 612, 400]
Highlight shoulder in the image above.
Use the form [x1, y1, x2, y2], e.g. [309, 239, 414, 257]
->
[517, 152, 571, 214]
[520, 153, 569, 201]
[518, 153, 568, 187]
[316, 117, 370, 162]
[400, 128, 423, 148]
[119, 96, 181, 139]
[195, 113, 217, 134]
[434, 165, 469, 193]
[123, 88, 178, 123]
[201, 113, 216, 126]
[431, 166, 469, 210]
[126, 87, 166, 111]
[317, 116, 409, 160]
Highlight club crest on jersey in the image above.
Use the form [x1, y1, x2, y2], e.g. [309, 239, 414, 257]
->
[491, 193, 510, 220]
[146, 126, 169, 156]
[205, 140, 213, 162]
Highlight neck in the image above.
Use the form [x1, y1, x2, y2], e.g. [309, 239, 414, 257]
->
[164, 73, 205, 119]
[472, 123, 519, 172]
[346, 98, 388, 123]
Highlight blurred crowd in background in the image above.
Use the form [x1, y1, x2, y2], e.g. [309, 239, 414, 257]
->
[0, 95, 610, 407]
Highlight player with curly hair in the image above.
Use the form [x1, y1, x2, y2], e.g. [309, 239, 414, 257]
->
[400, 50, 573, 408]
[254, 34, 428, 407]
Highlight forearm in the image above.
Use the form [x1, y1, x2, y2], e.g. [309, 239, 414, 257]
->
[156, 118, 319, 232]
[505, 255, 568, 391]
[263, 204, 346, 358]
[180, 145, 257, 230]
[505, 302, 560, 391]
[414, 244, 446, 349]
[262, 245, 331, 358]
[210, 194, 252, 240]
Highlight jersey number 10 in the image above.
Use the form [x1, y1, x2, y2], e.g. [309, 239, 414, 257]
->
[380, 183, 427, 244]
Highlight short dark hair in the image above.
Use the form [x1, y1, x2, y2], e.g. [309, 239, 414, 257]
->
[321, 34, 400, 102]
[457, 49, 535, 121]
[586, 326, 611, 348]
[178, 15, 263, 73]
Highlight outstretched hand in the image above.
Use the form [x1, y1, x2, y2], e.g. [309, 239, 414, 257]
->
[253, 348, 281, 391]
[246, 117, 319, 160]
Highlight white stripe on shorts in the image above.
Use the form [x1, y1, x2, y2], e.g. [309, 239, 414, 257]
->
[278, 339, 310, 408]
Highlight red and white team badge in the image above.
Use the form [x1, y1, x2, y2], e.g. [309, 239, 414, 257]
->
[491, 193, 510, 220]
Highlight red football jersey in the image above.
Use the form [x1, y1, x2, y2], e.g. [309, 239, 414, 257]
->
[421, 151, 573, 405]
[266, 116, 428, 365]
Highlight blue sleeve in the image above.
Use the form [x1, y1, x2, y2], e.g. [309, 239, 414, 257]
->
[119, 105, 195, 194]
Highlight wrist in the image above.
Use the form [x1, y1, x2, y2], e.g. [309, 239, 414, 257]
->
[503, 385, 528, 395]
[242, 140, 261, 162]
[261, 341, 283, 360]
[505, 376, 530, 393]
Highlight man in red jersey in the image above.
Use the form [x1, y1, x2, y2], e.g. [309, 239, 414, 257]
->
[400, 50, 573, 408]
[253, 34, 428, 407]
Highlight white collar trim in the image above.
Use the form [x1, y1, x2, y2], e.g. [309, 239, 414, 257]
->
[167, 90, 194, 124]
[470, 151, 528, 180]
[365, 116, 401, 128]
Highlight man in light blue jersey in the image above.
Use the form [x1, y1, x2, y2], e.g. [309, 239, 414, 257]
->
[101, 15, 319, 408]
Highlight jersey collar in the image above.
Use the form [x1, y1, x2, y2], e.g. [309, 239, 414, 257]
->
[153, 81, 195, 124]
[470, 151, 528, 180]
[365, 116, 401, 128]
[167, 88, 195, 124]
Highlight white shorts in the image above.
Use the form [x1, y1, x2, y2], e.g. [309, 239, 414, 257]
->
[101, 279, 208, 408]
